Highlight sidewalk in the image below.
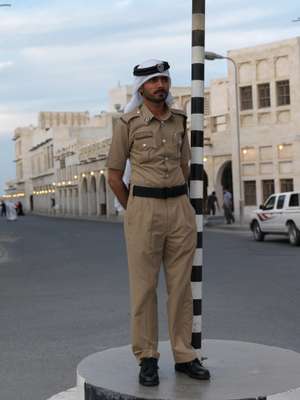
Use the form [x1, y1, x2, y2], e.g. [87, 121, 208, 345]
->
[204, 215, 250, 231]
[31, 211, 123, 224]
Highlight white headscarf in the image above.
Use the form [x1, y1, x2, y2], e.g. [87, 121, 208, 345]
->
[124, 59, 174, 113]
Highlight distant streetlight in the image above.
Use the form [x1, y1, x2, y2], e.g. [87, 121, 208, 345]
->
[205, 51, 244, 223]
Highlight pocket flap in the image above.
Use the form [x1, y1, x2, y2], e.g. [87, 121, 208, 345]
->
[134, 131, 153, 140]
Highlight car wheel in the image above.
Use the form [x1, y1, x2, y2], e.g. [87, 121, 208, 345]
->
[252, 221, 265, 242]
[287, 222, 300, 246]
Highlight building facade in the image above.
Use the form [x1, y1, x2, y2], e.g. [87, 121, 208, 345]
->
[5, 37, 300, 221]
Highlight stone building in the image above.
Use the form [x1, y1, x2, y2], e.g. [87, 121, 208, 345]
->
[6, 37, 300, 221]
[54, 113, 119, 217]
[211, 37, 300, 219]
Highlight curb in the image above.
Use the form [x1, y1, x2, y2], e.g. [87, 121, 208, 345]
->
[46, 387, 77, 400]
[31, 212, 123, 224]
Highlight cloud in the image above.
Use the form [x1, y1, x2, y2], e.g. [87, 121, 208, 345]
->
[0, 110, 37, 136]
[0, 0, 299, 137]
[0, 61, 13, 70]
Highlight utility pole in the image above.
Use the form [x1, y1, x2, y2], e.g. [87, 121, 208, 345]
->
[190, 0, 205, 352]
[205, 51, 243, 223]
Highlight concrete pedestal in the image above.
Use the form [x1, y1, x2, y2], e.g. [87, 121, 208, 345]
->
[77, 340, 300, 400]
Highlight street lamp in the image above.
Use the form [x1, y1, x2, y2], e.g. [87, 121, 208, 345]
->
[205, 51, 244, 223]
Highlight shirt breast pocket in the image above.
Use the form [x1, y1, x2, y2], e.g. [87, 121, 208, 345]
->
[133, 131, 156, 164]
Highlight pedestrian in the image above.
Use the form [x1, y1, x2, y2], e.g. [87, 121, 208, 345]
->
[50, 197, 56, 215]
[107, 59, 210, 387]
[207, 191, 219, 215]
[223, 188, 235, 224]
[16, 201, 24, 216]
[6, 201, 17, 221]
[1, 200, 6, 217]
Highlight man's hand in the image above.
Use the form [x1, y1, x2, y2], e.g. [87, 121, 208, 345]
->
[108, 169, 129, 209]
[181, 162, 190, 183]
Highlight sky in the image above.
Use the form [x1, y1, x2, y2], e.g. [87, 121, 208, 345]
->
[0, 0, 299, 193]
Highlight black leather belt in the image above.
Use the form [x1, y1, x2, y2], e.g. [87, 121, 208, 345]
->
[133, 184, 187, 199]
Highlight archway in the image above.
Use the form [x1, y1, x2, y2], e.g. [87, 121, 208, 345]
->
[216, 160, 233, 208]
[99, 174, 107, 216]
[203, 169, 208, 214]
[67, 189, 72, 214]
[89, 176, 97, 216]
[30, 195, 34, 211]
[81, 178, 88, 215]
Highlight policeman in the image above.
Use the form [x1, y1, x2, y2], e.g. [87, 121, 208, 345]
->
[107, 59, 210, 386]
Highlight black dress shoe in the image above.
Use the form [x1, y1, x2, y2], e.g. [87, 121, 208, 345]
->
[139, 357, 159, 386]
[175, 358, 210, 380]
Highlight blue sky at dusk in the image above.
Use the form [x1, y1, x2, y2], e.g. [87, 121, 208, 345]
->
[0, 0, 300, 192]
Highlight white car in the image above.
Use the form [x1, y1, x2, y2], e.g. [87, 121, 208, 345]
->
[250, 191, 300, 246]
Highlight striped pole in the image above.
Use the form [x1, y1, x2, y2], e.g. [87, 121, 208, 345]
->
[190, 0, 205, 350]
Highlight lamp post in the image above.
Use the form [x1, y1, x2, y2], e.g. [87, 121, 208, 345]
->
[205, 51, 243, 223]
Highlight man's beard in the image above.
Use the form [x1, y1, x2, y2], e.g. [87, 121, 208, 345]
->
[142, 89, 168, 104]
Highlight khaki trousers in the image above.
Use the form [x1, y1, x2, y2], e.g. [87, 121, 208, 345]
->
[124, 192, 197, 363]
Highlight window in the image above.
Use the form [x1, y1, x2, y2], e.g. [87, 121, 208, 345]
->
[258, 83, 271, 108]
[289, 194, 300, 207]
[276, 80, 290, 106]
[262, 179, 275, 202]
[204, 95, 210, 116]
[280, 178, 293, 192]
[244, 181, 257, 206]
[240, 86, 253, 110]
[264, 195, 276, 210]
[60, 158, 66, 169]
[276, 195, 285, 209]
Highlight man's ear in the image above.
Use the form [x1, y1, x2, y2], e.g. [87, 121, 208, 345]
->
[139, 84, 144, 96]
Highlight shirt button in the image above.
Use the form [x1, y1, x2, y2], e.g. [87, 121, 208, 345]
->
[142, 143, 147, 148]
[164, 174, 169, 178]
[161, 122, 165, 127]
[164, 157, 169, 161]
[162, 139, 166, 144]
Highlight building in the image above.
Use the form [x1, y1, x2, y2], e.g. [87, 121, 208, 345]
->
[6, 36, 300, 221]
[207, 37, 300, 219]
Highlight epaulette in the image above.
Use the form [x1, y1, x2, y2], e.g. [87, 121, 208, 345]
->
[120, 108, 141, 124]
[171, 108, 187, 119]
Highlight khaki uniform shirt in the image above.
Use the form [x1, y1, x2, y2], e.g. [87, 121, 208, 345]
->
[107, 103, 191, 188]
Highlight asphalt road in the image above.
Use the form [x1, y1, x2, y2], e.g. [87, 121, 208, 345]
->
[0, 215, 299, 400]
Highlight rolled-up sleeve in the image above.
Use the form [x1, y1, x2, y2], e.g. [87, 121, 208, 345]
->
[106, 118, 129, 171]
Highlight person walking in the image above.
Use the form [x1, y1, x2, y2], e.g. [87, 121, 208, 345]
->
[1, 201, 6, 217]
[207, 191, 219, 215]
[6, 201, 17, 221]
[107, 59, 210, 387]
[223, 188, 235, 224]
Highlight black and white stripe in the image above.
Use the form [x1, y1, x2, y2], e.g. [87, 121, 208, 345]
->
[190, 0, 205, 350]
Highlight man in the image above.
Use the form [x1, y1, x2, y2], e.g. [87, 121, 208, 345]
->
[207, 191, 219, 215]
[0, 201, 6, 217]
[223, 188, 235, 224]
[107, 59, 210, 386]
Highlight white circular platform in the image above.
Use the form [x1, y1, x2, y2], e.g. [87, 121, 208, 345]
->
[76, 340, 300, 400]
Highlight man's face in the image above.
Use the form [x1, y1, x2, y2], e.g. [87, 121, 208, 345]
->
[140, 75, 170, 104]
